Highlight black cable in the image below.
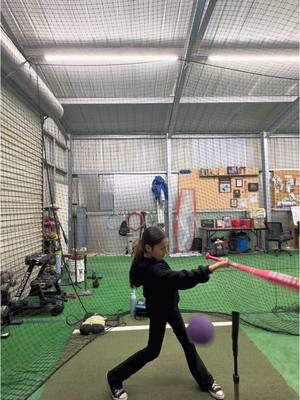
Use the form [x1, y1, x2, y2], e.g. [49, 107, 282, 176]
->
[30, 55, 299, 81]
[189, 58, 299, 81]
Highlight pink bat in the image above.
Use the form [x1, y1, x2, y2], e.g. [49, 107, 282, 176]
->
[205, 253, 300, 291]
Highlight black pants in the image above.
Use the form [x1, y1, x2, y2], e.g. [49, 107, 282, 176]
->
[109, 308, 214, 389]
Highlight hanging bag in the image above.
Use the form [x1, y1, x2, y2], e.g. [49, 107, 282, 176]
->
[119, 219, 129, 236]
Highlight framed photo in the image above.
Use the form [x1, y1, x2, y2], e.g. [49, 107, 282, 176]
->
[215, 219, 224, 228]
[230, 199, 238, 208]
[248, 182, 259, 192]
[227, 166, 239, 175]
[223, 216, 232, 228]
[219, 178, 231, 193]
[199, 168, 208, 176]
[238, 166, 246, 175]
[235, 178, 243, 188]
[233, 189, 240, 198]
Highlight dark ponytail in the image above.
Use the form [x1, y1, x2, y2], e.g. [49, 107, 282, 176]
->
[129, 226, 166, 288]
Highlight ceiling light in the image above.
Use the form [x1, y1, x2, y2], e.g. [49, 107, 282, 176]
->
[44, 50, 179, 65]
[208, 49, 299, 63]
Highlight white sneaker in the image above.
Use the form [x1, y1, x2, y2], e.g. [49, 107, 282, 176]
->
[107, 372, 128, 400]
[208, 381, 224, 400]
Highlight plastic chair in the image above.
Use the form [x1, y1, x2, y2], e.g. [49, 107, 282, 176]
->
[265, 222, 292, 256]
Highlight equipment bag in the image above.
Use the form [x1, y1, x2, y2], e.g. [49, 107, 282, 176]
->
[119, 220, 129, 236]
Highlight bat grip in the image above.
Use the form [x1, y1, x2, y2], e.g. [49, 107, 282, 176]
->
[205, 252, 234, 266]
[205, 252, 220, 262]
[232, 311, 240, 358]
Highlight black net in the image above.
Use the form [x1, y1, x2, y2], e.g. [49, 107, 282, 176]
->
[1, 1, 299, 400]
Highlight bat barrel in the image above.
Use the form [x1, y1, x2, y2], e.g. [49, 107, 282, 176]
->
[205, 252, 300, 291]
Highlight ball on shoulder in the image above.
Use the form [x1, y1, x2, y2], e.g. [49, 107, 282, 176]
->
[187, 314, 215, 345]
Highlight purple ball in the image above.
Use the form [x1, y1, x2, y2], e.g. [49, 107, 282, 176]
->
[187, 314, 215, 345]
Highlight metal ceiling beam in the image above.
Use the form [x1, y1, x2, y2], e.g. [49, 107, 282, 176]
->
[69, 132, 267, 139]
[58, 96, 297, 105]
[164, 0, 218, 135]
[60, 97, 173, 105]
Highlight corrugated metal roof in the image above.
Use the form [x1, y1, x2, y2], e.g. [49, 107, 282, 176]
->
[1, 0, 299, 135]
[1, 0, 193, 47]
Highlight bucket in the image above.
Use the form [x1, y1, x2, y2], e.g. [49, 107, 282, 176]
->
[67, 259, 85, 283]
[231, 219, 241, 228]
[233, 236, 249, 252]
[240, 218, 252, 228]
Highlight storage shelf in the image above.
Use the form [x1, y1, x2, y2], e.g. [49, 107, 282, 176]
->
[199, 174, 259, 178]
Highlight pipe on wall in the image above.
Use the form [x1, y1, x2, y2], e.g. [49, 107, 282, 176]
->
[1, 31, 64, 120]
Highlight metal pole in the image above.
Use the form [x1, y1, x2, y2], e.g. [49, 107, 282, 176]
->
[73, 205, 78, 285]
[166, 135, 173, 252]
[261, 132, 271, 252]
[232, 311, 240, 400]
[261, 132, 271, 222]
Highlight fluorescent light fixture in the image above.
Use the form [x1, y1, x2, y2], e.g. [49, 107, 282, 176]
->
[208, 49, 299, 63]
[43, 48, 179, 64]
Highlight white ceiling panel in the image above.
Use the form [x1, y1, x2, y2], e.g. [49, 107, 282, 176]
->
[37, 62, 179, 98]
[183, 62, 299, 97]
[194, 0, 298, 51]
[1, 0, 193, 48]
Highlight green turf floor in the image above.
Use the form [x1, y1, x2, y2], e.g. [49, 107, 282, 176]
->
[33, 315, 299, 400]
[242, 324, 300, 394]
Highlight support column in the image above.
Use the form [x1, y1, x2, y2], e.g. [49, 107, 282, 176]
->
[68, 135, 73, 253]
[261, 131, 272, 222]
[166, 135, 174, 252]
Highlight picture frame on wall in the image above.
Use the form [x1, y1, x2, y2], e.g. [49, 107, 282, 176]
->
[227, 166, 239, 175]
[230, 199, 238, 208]
[233, 189, 241, 198]
[235, 178, 243, 188]
[248, 182, 259, 192]
[238, 166, 246, 175]
[219, 178, 231, 193]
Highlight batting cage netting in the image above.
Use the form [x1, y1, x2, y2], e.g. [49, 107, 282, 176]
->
[1, 1, 299, 399]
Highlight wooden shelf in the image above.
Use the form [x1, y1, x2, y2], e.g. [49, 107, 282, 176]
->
[272, 208, 294, 211]
[199, 174, 259, 178]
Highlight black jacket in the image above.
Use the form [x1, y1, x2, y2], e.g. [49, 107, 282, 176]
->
[133, 257, 212, 314]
